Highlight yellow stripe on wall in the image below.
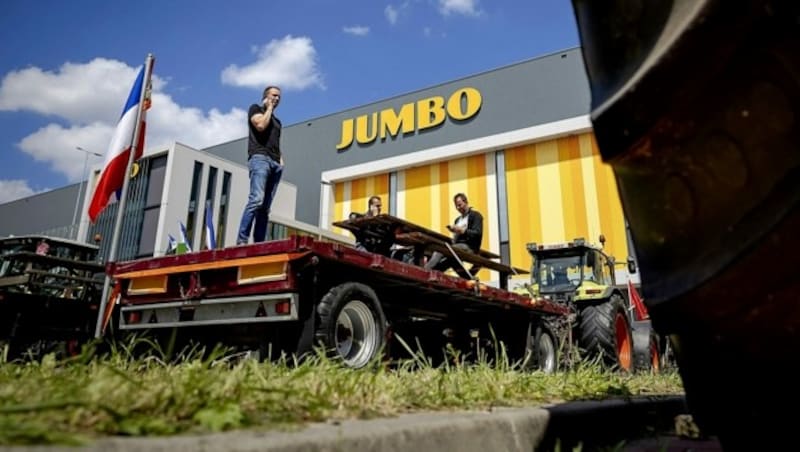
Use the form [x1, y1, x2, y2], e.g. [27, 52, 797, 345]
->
[505, 143, 541, 271]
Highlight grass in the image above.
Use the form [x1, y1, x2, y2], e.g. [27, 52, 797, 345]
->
[0, 338, 684, 446]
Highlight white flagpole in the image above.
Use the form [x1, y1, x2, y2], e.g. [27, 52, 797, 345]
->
[94, 53, 155, 338]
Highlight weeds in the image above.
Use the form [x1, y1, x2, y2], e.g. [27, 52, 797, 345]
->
[0, 336, 683, 445]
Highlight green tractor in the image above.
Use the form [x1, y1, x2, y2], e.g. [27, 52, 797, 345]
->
[524, 236, 659, 372]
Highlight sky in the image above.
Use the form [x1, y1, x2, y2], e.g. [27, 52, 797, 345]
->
[0, 0, 580, 204]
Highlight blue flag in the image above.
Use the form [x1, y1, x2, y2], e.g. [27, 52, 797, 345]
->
[204, 200, 217, 250]
[179, 220, 192, 253]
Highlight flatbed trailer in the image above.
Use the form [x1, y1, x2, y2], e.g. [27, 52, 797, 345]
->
[108, 235, 570, 369]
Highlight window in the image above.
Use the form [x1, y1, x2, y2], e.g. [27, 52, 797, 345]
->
[199, 166, 218, 250]
[185, 162, 204, 248]
[138, 155, 167, 257]
[217, 171, 231, 248]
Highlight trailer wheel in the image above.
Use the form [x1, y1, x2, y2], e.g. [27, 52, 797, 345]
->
[632, 321, 660, 373]
[315, 282, 387, 368]
[578, 294, 633, 371]
[520, 322, 558, 373]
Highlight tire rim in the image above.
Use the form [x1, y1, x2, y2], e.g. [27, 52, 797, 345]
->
[537, 332, 556, 373]
[335, 299, 379, 367]
[614, 312, 632, 371]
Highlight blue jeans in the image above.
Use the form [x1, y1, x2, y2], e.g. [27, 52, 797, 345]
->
[237, 154, 283, 244]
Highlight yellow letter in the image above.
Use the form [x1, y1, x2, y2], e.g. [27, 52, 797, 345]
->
[416, 96, 446, 131]
[336, 118, 354, 151]
[380, 103, 415, 140]
[446, 87, 482, 120]
[355, 113, 378, 145]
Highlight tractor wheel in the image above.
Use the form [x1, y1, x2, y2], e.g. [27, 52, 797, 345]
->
[578, 294, 633, 371]
[315, 282, 387, 368]
[520, 321, 558, 373]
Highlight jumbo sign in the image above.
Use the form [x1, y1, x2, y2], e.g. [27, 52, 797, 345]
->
[336, 87, 482, 151]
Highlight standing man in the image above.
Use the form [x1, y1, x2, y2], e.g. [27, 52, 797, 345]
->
[424, 193, 483, 278]
[237, 86, 283, 245]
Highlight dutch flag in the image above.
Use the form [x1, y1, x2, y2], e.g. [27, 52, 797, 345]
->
[88, 63, 153, 222]
[204, 200, 217, 250]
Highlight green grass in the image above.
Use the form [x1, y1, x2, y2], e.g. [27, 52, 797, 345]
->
[0, 339, 683, 446]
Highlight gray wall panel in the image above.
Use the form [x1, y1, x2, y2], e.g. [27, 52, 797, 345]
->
[0, 184, 82, 238]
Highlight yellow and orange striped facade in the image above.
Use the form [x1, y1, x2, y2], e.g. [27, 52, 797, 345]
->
[330, 130, 628, 283]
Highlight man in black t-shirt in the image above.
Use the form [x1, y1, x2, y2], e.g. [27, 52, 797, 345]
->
[236, 85, 284, 245]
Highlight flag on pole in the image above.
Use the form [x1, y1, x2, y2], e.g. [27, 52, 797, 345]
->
[88, 63, 154, 222]
[204, 200, 217, 250]
[628, 278, 649, 321]
[177, 221, 192, 254]
[167, 234, 177, 253]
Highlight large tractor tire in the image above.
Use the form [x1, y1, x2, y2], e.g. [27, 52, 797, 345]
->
[578, 294, 633, 371]
[315, 282, 387, 368]
[632, 321, 660, 373]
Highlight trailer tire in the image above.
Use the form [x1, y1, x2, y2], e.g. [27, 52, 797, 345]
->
[632, 321, 660, 373]
[578, 294, 633, 371]
[315, 282, 387, 368]
[520, 321, 558, 373]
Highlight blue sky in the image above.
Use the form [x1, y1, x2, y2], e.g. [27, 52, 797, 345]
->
[0, 0, 579, 204]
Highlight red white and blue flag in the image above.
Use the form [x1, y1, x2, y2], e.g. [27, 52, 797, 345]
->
[88, 64, 153, 222]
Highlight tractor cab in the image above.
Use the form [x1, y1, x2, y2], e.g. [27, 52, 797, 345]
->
[526, 237, 616, 304]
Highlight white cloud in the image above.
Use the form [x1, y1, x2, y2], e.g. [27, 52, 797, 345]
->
[385, 5, 399, 25]
[0, 180, 47, 204]
[220, 35, 325, 91]
[438, 0, 482, 17]
[0, 58, 165, 124]
[343, 25, 370, 36]
[0, 58, 247, 184]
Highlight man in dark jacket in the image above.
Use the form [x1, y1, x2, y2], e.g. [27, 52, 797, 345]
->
[424, 193, 483, 278]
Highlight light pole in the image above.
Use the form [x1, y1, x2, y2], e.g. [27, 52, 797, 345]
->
[73, 146, 103, 238]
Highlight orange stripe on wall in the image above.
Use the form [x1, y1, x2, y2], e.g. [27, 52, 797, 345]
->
[439, 162, 450, 231]
[373, 174, 390, 212]
[333, 182, 345, 233]
[466, 154, 488, 250]
[350, 178, 367, 214]
[589, 136, 627, 261]
[558, 136, 589, 241]
[404, 165, 432, 227]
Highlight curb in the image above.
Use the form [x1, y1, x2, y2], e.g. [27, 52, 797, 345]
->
[2, 395, 696, 452]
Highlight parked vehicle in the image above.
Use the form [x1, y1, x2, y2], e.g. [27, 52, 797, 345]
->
[0, 235, 105, 360]
[103, 235, 572, 370]
[523, 236, 662, 372]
